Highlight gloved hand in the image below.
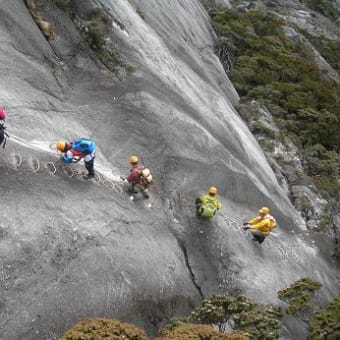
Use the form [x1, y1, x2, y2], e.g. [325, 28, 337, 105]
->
[243, 226, 250, 230]
[243, 222, 249, 226]
[61, 155, 73, 164]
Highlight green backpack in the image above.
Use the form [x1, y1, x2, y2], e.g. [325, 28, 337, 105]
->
[199, 199, 217, 218]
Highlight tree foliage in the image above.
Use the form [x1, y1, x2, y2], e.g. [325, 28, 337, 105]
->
[278, 278, 322, 314]
[60, 318, 147, 340]
[189, 294, 281, 339]
[157, 322, 249, 340]
[309, 294, 340, 339]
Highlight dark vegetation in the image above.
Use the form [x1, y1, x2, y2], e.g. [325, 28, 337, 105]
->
[207, 8, 339, 199]
[189, 294, 281, 339]
[52, 0, 134, 75]
[277, 280, 340, 338]
[302, 30, 340, 72]
[309, 294, 340, 339]
[277, 277, 322, 314]
[300, 0, 340, 21]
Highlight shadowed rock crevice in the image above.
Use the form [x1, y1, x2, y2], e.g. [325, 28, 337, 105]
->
[179, 242, 204, 299]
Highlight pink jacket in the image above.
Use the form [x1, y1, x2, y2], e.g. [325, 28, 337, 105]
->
[127, 164, 144, 184]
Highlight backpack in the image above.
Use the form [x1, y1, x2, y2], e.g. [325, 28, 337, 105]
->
[0, 124, 9, 148]
[200, 196, 218, 217]
[71, 138, 95, 154]
[266, 215, 277, 229]
[139, 168, 153, 186]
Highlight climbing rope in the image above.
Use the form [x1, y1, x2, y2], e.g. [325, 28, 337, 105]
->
[3, 150, 164, 211]
[4, 151, 126, 197]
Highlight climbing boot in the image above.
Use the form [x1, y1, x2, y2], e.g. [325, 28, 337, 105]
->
[142, 190, 150, 199]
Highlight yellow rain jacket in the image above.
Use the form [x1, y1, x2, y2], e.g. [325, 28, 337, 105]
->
[248, 214, 277, 235]
[198, 195, 222, 217]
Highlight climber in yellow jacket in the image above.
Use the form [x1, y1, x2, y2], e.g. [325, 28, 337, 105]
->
[243, 207, 276, 244]
[196, 187, 222, 218]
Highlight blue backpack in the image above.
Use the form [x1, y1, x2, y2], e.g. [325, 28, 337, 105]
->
[72, 138, 96, 154]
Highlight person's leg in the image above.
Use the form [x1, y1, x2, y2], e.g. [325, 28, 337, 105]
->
[195, 198, 202, 215]
[127, 182, 137, 193]
[84, 158, 95, 177]
[196, 206, 204, 216]
[257, 235, 266, 244]
[141, 188, 149, 198]
[135, 184, 149, 198]
[250, 230, 263, 243]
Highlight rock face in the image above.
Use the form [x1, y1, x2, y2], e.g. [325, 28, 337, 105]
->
[0, 1, 339, 339]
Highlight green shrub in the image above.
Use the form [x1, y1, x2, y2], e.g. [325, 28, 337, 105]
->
[317, 213, 332, 231]
[300, 0, 340, 21]
[313, 176, 340, 198]
[250, 121, 276, 139]
[303, 31, 340, 72]
[60, 318, 147, 340]
[189, 294, 281, 339]
[84, 9, 111, 51]
[278, 278, 322, 314]
[309, 294, 340, 339]
[157, 323, 249, 339]
[54, 0, 71, 9]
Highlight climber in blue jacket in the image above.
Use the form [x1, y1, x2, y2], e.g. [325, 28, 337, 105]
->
[56, 138, 96, 179]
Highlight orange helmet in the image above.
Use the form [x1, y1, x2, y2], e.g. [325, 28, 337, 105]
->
[129, 155, 138, 164]
[56, 141, 66, 152]
[259, 207, 270, 215]
[208, 186, 217, 195]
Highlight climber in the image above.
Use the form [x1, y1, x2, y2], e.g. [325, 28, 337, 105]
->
[56, 138, 96, 179]
[243, 207, 277, 244]
[195, 187, 222, 218]
[124, 155, 153, 198]
[0, 106, 9, 148]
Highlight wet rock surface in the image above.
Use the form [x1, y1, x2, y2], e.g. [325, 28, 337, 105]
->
[0, 0, 339, 339]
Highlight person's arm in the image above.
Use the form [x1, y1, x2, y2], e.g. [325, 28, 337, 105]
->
[84, 153, 94, 162]
[216, 201, 222, 210]
[249, 219, 268, 231]
[248, 216, 262, 225]
[62, 150, 75, 163]
[127, 170, 139, 183]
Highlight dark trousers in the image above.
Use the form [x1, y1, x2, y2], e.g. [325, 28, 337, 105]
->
[195, 198, 203, 216]
[85, 158, 95, 176]
[252, 233, 266, 244]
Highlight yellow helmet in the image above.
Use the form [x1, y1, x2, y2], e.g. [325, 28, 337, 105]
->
[208, 186, 217, 195]
[56, 141, 66, 152]
[259, 207, 270, 215]
[129, 155, 138, 164]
